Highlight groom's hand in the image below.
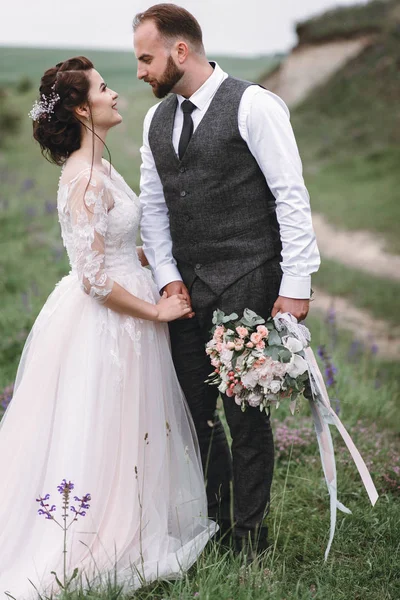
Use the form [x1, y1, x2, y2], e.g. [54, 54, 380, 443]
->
[161, 281, 195, 319]
[271, 296, 309, 321]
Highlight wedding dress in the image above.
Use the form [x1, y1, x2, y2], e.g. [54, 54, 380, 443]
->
[0, 161, 216, 598]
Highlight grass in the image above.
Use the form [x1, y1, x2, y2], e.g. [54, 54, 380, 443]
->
[291, 26, 400, 250]
[313, 258, 400, 327]
[303, 148, 400, 254]
[295, 0, 398, 44]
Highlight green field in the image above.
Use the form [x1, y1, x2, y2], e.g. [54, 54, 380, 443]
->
[0, 28, 399, 600]
[0, 46, 279, 91]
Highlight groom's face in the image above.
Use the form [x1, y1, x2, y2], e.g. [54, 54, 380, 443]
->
[134, 21, 184, 98]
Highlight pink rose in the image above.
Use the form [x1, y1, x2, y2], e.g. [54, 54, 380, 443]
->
[226, 341, 235, 350]
[250, 332, 263, 345]
[234, 338, 244, 351]
[213, 326, 225, 341]
[256, 341, 265, 350]
[256, 325, 269, 339]
[226, 387, 234, 397]
[216, 342, 223, 352]
[236, 326, 249, 338]
[246, 342, 254, 348]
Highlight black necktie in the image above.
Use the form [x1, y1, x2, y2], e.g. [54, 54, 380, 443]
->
[178, 100, 196, 160]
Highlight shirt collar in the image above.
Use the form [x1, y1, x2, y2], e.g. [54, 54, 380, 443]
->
[177, 62, 226, 112]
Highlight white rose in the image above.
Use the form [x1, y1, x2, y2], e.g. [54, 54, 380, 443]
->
[220, 348, 233, 366]
[269, 380, 281, 394]
[282, 336, 303, 354]
[241, 370, 258, 389]
[286, 354, 308, 378]
[247, 392, 262, 407]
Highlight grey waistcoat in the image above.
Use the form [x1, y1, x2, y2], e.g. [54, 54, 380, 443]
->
[148, 76, 282, 296]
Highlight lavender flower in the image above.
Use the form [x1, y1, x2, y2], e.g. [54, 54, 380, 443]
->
[36, 481, 92, 590]
[325, 306, 337, 348]
[25, 206, 37, 218]
[317, 345, 340, 415]
[36, 493, 57, 520]
[57, 479, 75, 494]
[348, 340, 363, 363]
[21, 178, 35, 192]
[44, 200, 57, 215]
[0, 384, 14, 411]
[317, 345, 337, 388]
[70, 493, 91, 520]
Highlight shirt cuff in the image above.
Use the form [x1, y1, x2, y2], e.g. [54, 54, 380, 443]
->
[154, 263, 183, 291]
[279, 274, 311, 299]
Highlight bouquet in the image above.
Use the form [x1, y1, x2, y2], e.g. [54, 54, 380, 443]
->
[206, 308, 310, 414]
[205, 308, 378, 561]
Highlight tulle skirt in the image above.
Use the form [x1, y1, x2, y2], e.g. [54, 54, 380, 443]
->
[0, 268, 216, 599]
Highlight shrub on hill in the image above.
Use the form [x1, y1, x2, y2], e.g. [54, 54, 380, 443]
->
[296, 0, 398, 44]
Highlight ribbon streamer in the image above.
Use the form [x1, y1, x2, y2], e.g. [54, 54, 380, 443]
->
[274, 313, 379, 560]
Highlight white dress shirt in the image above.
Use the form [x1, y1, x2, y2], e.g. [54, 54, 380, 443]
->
[139, 62, 320, 298]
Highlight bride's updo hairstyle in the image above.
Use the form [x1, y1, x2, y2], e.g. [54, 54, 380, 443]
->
[32, 56, 94, 166]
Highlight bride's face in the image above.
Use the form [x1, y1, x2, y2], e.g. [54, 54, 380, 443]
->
[86, 69, 122, 129]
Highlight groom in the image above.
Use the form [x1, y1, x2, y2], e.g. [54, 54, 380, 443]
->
[134, 4, 320, 553]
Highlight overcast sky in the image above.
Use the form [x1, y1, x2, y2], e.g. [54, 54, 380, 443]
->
[0, 0, 367, 55]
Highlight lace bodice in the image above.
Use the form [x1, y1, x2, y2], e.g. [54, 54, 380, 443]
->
[57, 162, 142, 302]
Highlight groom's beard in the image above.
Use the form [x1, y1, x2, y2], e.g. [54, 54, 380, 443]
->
[149, 56, 184, 98]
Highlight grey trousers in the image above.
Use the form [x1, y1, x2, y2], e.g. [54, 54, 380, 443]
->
[169, 257, 282, 544]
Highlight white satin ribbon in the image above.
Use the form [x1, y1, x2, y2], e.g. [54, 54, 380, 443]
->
[274, 313, 379, 560]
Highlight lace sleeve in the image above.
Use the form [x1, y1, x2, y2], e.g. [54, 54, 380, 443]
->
[68, 170, 114, 303]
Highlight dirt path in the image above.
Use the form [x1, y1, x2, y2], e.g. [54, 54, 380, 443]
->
[313, 214, 400, 281]
[262, 35, 375, 107]
[311, 288, 400, 360]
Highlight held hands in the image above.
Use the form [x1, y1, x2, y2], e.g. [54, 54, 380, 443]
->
[271, 296, 310, 322]
[161, 281, 195, 319]
[156, 291, 192, 322]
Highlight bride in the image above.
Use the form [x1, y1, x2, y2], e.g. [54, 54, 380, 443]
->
[0, 56, 216, 598]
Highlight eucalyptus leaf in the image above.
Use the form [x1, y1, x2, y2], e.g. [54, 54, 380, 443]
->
[278, 348, 292, 363]
[242, 308, 265, 327]
[267, 330, 281, 346]
[212, 309, 225, 325]
[222, 312, 238, 323]
[264, 346, 281, 361]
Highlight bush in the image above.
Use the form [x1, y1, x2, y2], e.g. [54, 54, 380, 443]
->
[0, 89, 21, 143]
[16, 75, 34, 94]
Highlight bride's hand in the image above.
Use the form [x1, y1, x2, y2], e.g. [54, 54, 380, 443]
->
[156, 292, 192, 322]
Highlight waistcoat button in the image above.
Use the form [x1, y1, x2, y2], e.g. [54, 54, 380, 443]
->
[180, 190, 187, 197]
[179, 166, 186, 173]
[195, 263, 202, 270]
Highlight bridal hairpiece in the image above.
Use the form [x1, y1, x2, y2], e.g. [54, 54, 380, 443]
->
[29, 84, 60, 122]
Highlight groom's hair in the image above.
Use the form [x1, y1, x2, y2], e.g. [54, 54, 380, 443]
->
[133, 3, 205, 54]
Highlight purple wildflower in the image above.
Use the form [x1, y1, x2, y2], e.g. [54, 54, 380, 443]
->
[317, 345, 340, 415]
[25, 206, 37, 218]
[44, 200, 57, 215]
[317, 345, 338, 387]
[0, 384, 14, 411]
[348, 340, 363, 363]
[325, 306, 337, 347]
[21, 178, 35, 192]
[21, 292, 30, 311]
[36, 494, 57, 520]
[57, 479, 75, 494]
[70, 493, 91, 521]
[370, 343, 379, 355]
